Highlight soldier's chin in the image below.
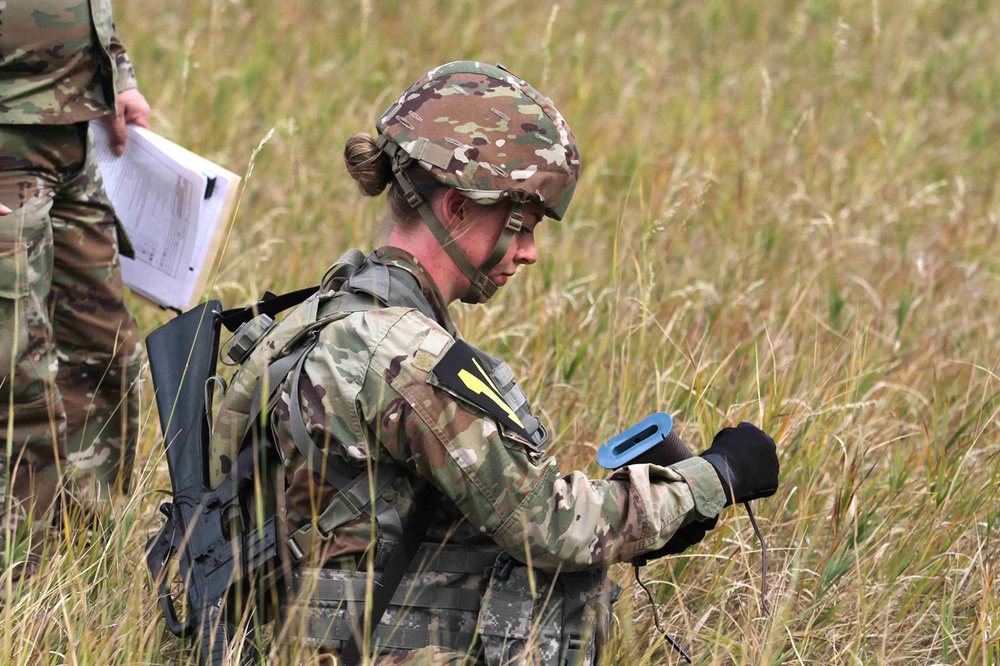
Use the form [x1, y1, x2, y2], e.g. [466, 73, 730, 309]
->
[476, 278, 504, 304]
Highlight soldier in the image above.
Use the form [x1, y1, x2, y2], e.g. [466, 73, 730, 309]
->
[212, 62, 779, 664]
[0, 0, 149, 572]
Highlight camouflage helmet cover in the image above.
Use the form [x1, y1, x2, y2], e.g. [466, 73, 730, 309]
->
[377, 61, 580, 220]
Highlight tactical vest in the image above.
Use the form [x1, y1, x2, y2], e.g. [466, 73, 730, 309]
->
[216, 249, 617, 665]
[288, 545, 616, 665]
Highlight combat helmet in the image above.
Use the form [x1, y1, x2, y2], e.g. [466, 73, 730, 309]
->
[374, 61, 580, 303]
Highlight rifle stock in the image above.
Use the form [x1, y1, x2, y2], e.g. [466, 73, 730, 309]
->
[145, 301, 276, 665]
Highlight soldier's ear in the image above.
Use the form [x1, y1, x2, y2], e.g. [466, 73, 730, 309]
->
[440, 188, 469, 229]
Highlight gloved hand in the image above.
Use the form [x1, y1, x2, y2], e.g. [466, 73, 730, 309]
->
[700, 422, 779, 506]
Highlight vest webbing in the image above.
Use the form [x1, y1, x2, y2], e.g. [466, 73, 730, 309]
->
[236, 250, 450, 665]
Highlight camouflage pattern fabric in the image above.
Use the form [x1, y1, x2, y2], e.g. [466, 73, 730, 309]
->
[378, 61, 579, 220]
[0, 0, 138, 124]
[377, 246, 457, 337]
[0, 122, 141, 550]
[284, 542, 499, 657]
[273, 249, 724, 570]
[286, 549, 618, 665]
[213, 248, 726, 662]
[476, 556, 619, 666]
[373, 647, 474, 666]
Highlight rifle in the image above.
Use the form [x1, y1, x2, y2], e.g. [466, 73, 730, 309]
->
[145, 301, 282, 665]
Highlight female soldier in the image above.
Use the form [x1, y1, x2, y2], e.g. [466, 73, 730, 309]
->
[210, 61, 779, 665]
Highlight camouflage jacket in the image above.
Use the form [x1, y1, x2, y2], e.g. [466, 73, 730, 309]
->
[0, 0, 137, 124]
[211, 248, 727, 572]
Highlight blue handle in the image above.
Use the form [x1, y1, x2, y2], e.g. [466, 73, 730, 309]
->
[597, 412, 674, 469]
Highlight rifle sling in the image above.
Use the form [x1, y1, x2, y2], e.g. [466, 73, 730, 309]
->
[217, 247, 397, 334]
[219, 286, 319, 333]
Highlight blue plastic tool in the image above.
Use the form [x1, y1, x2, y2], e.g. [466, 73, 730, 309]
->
[598, 412, 692, 469]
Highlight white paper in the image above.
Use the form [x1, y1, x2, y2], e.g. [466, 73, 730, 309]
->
[92, 123, 237, 310]
[137, 129, 237, 301]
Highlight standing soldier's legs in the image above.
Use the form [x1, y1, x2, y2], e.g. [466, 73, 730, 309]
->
[0, 123, 140, 562]
[0, 125, 70, 553]
[52, 124, 141, 512]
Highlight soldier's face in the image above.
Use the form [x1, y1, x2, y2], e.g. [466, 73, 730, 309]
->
[455, 202, 543, 303]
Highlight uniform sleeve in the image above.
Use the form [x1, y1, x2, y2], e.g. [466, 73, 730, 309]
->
[358, 311, 727, 572]
[108, 24, 138, 92]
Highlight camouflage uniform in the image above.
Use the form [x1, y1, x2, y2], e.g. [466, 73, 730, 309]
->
[212, 248, 727, 663]
[0, 0, 142, 547]
[210, 62, 727, 663]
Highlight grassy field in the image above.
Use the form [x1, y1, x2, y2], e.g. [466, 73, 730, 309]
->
[3, 0, 999, 663]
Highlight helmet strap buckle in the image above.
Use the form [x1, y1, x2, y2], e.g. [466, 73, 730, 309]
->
[401, 183, 424, 209]
[387, 158, 425, 210]
[378, 135, 421, 207]
[504, 207, 524, 234]
[463, 273, 497, 304]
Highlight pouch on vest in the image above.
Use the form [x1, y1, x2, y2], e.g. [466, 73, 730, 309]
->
[477, 554, 621, 666]
[284, 542, 502, 655]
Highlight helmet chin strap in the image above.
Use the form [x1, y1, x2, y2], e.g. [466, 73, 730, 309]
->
[377, 135, 523, 304]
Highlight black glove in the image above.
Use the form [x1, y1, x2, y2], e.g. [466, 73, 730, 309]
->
[700, 422, 779, 506]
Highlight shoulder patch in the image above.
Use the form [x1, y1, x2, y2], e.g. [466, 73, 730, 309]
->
[431, 340, 531, 440]
[411, 322, 452, 372]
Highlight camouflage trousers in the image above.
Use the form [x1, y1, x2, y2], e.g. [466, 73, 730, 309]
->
[0, 122, 141, 549]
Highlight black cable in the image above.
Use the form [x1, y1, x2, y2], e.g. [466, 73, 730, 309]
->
[743, 502, 770, 616]
[634, 565, 692, 664]
[634, 503, 769, 664]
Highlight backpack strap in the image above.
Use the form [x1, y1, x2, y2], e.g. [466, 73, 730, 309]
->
[281, 332, 404, 564]
[337, 497, 434, 666]
[243, 324, 404, 570]
[219, 285, 319, 333]
[273, 316, 430, 665]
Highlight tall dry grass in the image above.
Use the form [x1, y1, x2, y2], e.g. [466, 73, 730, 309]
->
[2, 0, 997, 663]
